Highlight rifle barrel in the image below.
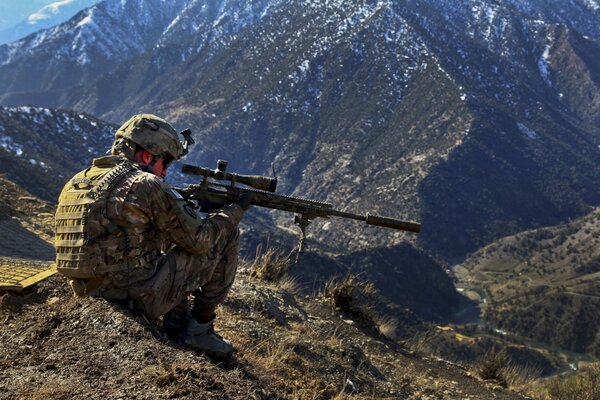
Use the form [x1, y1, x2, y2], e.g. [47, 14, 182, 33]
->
[324, 209, 421, 233]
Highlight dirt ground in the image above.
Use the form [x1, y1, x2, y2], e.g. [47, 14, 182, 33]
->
[0, 268, 531, 400]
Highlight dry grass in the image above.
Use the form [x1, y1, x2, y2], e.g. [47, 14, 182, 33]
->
[476, 348, 510, 384]
[246, 243, 293, 282]
[501, 363, 542, 389]
[474, 348, 542, 392]
[529, 362, 600, 400]
[278, 274, 302, 295]
[242, 333, 343, 400]
[154, 353, 177, 386]
[405, 330, 436, 357]
[377, 316, 399, 340]
[325, 275, 378, 324]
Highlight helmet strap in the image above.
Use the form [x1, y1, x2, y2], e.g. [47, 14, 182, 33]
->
[147, 156, 159, 168]
[145, 153, 163, 170]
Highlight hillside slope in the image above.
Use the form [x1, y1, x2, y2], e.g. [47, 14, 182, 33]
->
[457, 208, 600, 356]
[0, 105, 114, 201]
[0, 174, 54, 260]
[0, 272, 529, 400]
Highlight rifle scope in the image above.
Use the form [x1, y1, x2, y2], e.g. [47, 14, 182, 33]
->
[182, 160, 278, 193]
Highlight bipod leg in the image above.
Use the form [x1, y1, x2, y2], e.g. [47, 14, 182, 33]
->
[294, 214, 311, 264]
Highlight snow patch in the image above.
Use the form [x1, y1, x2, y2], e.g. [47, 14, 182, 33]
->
[298, 60, 309, 74]
[582, 0, 600, 11]
[517, 123, 539, 139]
[77, 13, 94, 28]
[538, 38, 553, 86]
[213, 12, 228, 28]
[0, 135, 24, 156]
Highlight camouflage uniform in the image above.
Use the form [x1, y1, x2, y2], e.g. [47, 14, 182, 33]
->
[55, 155, 243, 321]
[56, 113, 246, 358]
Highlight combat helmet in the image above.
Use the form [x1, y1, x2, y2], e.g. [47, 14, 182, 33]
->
[111, 114, 186, 160]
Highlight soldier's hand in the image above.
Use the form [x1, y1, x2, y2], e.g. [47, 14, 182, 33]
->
[237, 192, 253, 211]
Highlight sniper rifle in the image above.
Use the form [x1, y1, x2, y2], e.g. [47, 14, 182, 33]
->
[175, 160, 420, 260]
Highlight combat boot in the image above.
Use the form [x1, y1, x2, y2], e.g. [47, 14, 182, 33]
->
[164, 304, 233, 359]
[181, 317, 234, 359]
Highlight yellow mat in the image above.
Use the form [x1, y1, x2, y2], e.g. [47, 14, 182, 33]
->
[0, 257, 56, 292]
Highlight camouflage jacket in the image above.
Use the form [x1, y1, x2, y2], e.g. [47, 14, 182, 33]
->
[55, 155, 244, 284]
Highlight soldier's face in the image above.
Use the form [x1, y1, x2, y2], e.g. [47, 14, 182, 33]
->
[135, 150, 171, 179]
[149, 158, 169, 178]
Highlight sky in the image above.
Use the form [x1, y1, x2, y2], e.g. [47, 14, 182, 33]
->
[0, 1, 58, 31]
[0, 0, 101, 44]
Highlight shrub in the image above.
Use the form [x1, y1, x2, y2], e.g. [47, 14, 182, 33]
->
[477, 348, 509, 384]
[325, 275, 380, 332]
[246, 243, 292, 282]
[545, 363, 600, 400]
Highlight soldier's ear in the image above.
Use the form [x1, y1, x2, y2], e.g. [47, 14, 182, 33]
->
[133, 149, 154, 165]
[141, 150, 154, 165]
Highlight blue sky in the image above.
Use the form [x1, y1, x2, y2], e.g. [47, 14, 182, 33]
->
[0, 0, 101, 44]
[0, 1, 57, 30]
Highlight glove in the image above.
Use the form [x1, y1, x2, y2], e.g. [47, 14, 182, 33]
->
[237, 192, 254, 211]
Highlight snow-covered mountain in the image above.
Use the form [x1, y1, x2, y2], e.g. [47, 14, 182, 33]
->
[0, 105, 114, 200]
[0, 0, 190, 99]
[0, 0, 598, 262]
[0, 0, 101, 45]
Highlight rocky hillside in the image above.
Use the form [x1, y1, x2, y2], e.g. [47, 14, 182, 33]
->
[0, 0, 598, 263]
[0, 166, 579, 399]
[0, 173, 517, 398]
[0, 271, 532, 400]
[457, 207, 600, 356]
[0, 174, 55, 260]
[0, 105, 114, 201]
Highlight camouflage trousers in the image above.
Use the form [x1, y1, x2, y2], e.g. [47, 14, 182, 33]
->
[74, 228, 240, 321]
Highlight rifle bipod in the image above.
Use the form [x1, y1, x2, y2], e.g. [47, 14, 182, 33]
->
[293, 214, 311, 263]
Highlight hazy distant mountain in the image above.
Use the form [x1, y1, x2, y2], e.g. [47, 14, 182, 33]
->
[0, 0, 101, 45]
[458, 207, 600, 356]
[0, 0, 598, 265]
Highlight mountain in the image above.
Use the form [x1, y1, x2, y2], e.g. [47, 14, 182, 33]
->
[457, 207, 600, 356]
[0, 0, 101, 45]
[0, 0, 598, 264]
[0, 105, 114, 201]
[0, 0, 189, 105]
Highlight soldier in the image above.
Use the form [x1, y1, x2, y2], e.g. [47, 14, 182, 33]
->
[54, 114, 249, 359]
